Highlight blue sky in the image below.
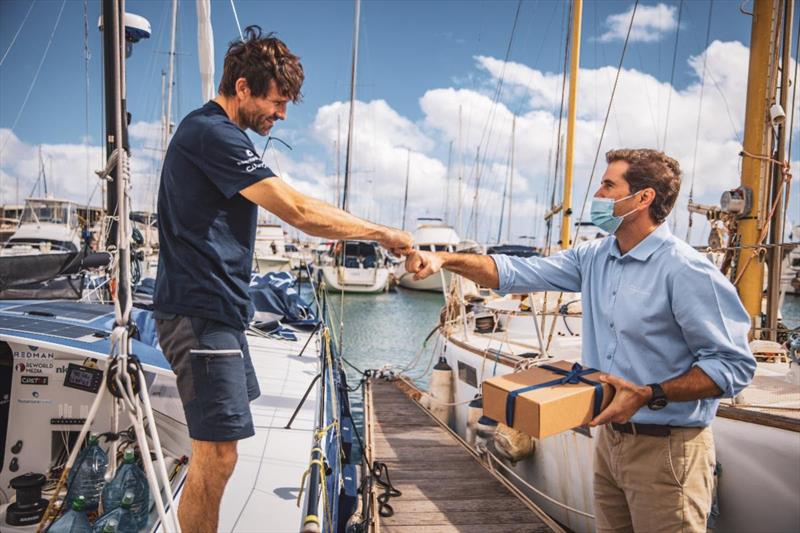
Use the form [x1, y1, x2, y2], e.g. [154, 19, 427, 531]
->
[0, 0, 797, 245]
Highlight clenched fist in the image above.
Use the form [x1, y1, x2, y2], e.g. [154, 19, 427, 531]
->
[405, 250, 445, 280]
[379, 228, 414, 256]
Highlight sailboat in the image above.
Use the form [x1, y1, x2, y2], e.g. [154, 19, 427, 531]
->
[317, 0, 392, 295]
[0, 2, 363, 532]
[405, 1, 799, 532]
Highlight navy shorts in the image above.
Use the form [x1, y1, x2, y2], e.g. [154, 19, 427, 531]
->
[154, 312, 260, 441]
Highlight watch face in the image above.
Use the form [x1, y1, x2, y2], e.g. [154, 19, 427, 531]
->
[649, 397, 668, 410]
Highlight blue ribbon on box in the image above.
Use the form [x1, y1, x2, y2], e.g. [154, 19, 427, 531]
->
[505, 362, 605, 427]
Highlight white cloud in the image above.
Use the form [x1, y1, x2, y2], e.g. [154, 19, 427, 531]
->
[415, 39, 781, 245]
[600, 3, 678, 44]
[0, 128, 161, 211]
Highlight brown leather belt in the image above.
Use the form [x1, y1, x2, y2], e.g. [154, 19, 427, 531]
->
[611, 422, 674, 437]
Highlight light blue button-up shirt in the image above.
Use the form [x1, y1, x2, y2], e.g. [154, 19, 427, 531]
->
[491, 223, 756, 427]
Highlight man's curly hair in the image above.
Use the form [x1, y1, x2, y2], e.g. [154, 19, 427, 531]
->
[606, 148, 682, 223]
[218, 25, 304, 102]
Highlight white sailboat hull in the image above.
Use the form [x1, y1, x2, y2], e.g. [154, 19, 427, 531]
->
[319, 265, 389, 293]
[396, 265, 451, 292]
[253, 255, 293, 274]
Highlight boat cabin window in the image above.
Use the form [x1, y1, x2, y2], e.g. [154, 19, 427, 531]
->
[335, 242, 380, 267]
[21, 200, 78, 229]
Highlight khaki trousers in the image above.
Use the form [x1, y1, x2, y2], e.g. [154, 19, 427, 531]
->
[593, 424, 716, 533]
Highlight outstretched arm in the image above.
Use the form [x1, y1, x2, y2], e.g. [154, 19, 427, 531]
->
[241, 177, 412, 253]
[405, 251, 500, 288]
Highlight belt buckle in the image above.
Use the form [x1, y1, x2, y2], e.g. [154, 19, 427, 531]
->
[630, 422, 637, 436]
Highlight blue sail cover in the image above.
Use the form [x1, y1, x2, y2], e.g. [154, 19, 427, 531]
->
[249, 272, 318, 327]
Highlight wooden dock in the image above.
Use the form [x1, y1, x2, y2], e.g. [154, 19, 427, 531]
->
[364, 378, 561, 533]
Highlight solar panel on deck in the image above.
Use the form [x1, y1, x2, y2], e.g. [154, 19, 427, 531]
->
[12, 302, 113, 322]
[0, 315, 106, 340]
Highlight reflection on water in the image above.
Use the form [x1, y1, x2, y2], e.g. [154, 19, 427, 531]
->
[328, 288, 444, 440]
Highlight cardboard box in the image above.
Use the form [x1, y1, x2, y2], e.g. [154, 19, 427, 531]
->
[482, 360, 614, 439]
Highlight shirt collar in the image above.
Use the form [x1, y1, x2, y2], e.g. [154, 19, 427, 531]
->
[610, 223, 671, 262]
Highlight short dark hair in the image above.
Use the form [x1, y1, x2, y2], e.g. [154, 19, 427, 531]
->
[218, 26, 304, 101]
[605, 148, 682, 223]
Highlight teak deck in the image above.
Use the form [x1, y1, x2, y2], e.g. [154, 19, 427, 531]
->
[364, 379, 559, 533]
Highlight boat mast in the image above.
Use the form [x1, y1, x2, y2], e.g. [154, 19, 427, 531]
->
[765, 0, 794, 340]
[162, 0, 178, 161]
[102, 0, 128, 249]
[402, 148, 410, 231]
[736, 0, 783, 329]
[559, 0, 582, 250]
[444, 140, 452, 225]
[341, 0, 361, 212]
[507, 113, 516, 244]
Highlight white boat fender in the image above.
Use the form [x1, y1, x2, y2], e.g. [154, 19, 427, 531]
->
[466, 395, 483, 446]
[428, 357, 454, 425]
[493, 422, 536, 465]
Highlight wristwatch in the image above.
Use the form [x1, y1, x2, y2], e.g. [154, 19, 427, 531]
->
[647, 383, 668, 410]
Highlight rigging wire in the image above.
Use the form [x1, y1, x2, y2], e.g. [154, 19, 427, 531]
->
[661, 0, 683, 151]
[229, 0, 244, 41]
[570, 0, 639, 248]
[0, 0, 37, 67]
[466, 0, 523, 238]
[0, 0, 67, 159]
[686, 0, 715, 243]
[787, 14, 800, 228]
[545, 0, 571, 254]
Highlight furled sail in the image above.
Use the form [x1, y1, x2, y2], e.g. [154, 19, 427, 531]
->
[196, 0, 215, 102]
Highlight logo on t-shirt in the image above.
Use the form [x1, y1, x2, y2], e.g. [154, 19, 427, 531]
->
[236, 150, 267, 173]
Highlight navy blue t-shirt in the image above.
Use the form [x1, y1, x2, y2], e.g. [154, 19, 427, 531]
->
[154, 101, 275, 329]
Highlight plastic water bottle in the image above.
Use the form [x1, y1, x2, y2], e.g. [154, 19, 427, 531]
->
[48, 495, 92, 533]
[66, 434, 108, 511]
[98, 518, 118, 532]
[101, 449, 150, 529]
[93, 491, 137, 533]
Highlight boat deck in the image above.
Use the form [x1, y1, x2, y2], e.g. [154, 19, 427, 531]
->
[214, 329, 321, 532]
[365, 379, 558, 532]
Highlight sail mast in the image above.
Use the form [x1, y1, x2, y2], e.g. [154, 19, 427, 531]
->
[507, 113, 516, 244]
[163, 0, 178, 156]
[559, 0, 582, 250]
[402, 148, 410, 231]
[736, 0, 783, 328]
[341, 0, 361, 212]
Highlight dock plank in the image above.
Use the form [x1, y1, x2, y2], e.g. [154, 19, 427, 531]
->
[367, 379, 557, 531]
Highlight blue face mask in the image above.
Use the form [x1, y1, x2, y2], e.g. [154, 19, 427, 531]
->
[590, 193, 639, 234]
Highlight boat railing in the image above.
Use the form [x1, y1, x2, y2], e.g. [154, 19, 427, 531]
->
[299, 279, 359, 532]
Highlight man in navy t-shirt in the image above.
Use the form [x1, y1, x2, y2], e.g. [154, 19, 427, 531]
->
[154, 26, 412, 532]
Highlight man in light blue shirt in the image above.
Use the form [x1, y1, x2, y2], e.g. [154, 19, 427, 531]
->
[405, 148, 755, 532]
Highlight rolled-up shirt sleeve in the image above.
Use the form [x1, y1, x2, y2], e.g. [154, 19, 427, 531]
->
[491, 248, 582, 295]
[671, 260, 756, 397]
